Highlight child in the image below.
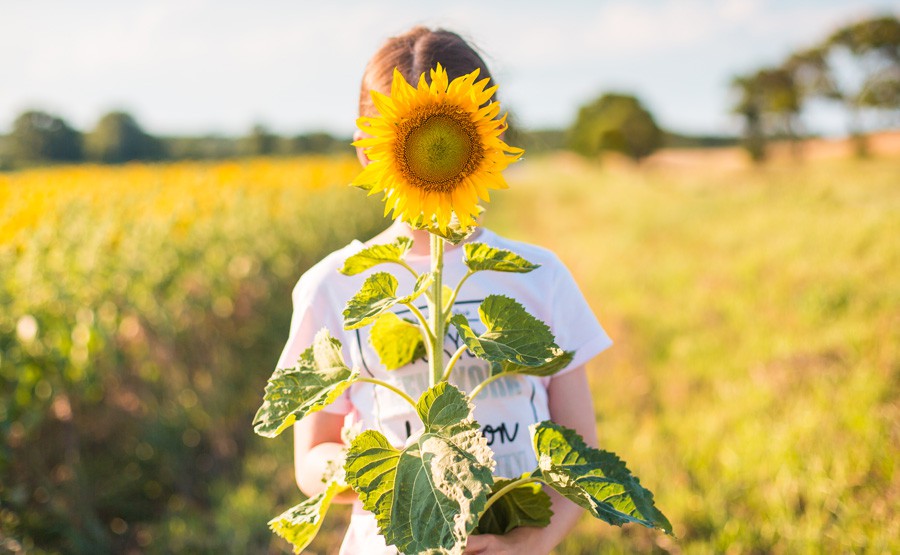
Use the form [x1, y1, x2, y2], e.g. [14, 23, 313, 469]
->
[279, 26, 613, 555]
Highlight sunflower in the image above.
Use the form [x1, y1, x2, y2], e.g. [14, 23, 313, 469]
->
[352, 64, 523, 231]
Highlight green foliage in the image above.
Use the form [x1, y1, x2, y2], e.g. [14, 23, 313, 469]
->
[269, 478, 349, 554]
[253, 330, 359, 438]
[339, 237, 414, 276]
[735, 14, 900, 161]
[568, 93, 662, 161]
[242, 124, 278, 157]
[730, 68, 802, 162]
[8, 110, 83, 164]
[344, 383, 494, 554]
[474, 478, 553, 535]
[342, 272, 433, 330]
[85, 111, 162, 163]
[489, 349, 573, 378]
[463, 243, 540, 273]
[489, 155, 900, 553]
[449, 295, 560, 367]
[532, 422, 672, 534]
[369, 312, 424, 371]
[0, 159, 388, 553]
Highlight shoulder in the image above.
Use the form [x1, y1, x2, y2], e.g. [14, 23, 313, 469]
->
[291, 240, 367, 301]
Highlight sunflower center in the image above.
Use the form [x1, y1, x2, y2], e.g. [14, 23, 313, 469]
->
[395, 104, 484, 192]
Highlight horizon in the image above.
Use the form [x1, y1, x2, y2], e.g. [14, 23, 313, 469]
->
[2, 1, 897, 138]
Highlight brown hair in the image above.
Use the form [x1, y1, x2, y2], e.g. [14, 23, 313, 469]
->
[359, 27, 494, 117]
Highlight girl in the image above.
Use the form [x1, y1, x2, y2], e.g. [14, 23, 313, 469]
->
[279, 26, 613, 555]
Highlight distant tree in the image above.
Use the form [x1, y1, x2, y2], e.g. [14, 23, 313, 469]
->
[242, 124, 277, 156]
[731, 68, 802, 162]
[8, 110, 83, 164]
[731, 76, 768, 162]
[568, 93, 662, 161]
[289, 131, 344, 155]
[824, 15, 900, 156]
[85, 111, 162, 163]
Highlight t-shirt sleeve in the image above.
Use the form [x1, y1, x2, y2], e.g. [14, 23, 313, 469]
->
[276, 272, 353, 416]
[548, 256, 613, 377]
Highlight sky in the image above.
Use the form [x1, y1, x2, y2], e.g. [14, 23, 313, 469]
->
[1, 0, 896, 138]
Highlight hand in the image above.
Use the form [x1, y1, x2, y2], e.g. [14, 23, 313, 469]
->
[464, 527, 549, 555]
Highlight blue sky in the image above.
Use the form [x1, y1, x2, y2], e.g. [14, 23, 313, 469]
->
[1, 0, 896, 137]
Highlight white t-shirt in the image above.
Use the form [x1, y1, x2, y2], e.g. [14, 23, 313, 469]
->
[277, 228, 612, 554]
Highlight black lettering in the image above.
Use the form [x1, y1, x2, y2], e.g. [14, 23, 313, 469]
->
[481, 422, 520, 446]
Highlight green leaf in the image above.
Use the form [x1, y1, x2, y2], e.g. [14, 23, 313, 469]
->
[449, 296, 560, 368]
[345, 383, 495, 554]
[339, 237, 414, 276]
[269, 478, 349, 553]
[343, 272, 433, 330]
[253, 330, 359, 438]
[531, 421, 673, 535]
[464, 243, 541, 273]
[490, 349, 574, 378]
[474, 477, 553, 535]
[369, 312, 425, 370]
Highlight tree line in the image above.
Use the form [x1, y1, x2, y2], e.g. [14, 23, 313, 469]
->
[1, 15, 895, 170]
[731, 14, 899, 161]
[0, 111, 351, 170]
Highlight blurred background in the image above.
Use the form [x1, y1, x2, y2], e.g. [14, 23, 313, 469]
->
[1, 1, 898, 553]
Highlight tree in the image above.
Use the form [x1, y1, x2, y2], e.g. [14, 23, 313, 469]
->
[288, 131, 344, 155]
[85, 111, 162, 163]
[731, 76, 767, 163]
[731, 68, 802, 162]
[825, 15, 900, 156]
[8, 110, 83, 164]
[242, 124, 277, 156]
[568, 93, 662, 161]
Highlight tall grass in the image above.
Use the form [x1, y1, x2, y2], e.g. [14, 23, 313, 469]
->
[2, 153, 896, 553]
[488, 154, 899, 553]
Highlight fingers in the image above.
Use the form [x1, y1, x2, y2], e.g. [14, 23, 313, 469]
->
[464, 535, 489, 554]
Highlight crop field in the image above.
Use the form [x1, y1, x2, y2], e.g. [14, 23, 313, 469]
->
[1, 150, 897, 554]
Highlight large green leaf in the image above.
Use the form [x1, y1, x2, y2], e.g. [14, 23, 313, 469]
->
[269, 478, 349, 553]
[464, 243, 541, 273]
[449, 295, 560, 368]
[344, 383, 495, 554]
[474, 477, 553, 535]
[253, 330, 359, 438]
[531, 422, 673, 535]
[343, 271, 434, 330]
[339, 237, 414, 276]
[369, 312, 425, 370]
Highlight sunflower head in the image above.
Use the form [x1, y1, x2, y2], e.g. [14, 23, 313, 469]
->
[352, 64, 523, 233]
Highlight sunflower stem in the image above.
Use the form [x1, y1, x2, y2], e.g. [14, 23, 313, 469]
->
[428, 233, 446, 387]
[479, 475, 547, 517]
[355, 377, 418, 410]
[443, 269, 475, 323]
[469, 372, 508, 400]
[441, 344, 469, 383]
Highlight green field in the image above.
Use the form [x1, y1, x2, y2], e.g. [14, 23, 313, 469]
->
[487, 154, 900, 553]
[2, 153, 898, 553]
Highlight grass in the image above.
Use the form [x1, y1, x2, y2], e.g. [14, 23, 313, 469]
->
[3, 151, 896, 554]
[484, 153, 899, 553]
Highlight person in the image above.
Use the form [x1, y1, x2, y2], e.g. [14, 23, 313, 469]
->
[280, 26, 613, 555]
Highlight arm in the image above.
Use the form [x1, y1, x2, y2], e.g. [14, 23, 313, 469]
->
[465, 364, 598, 554]
[294, 411, 357, 504]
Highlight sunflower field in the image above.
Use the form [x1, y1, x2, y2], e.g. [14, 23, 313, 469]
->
[1, 152, 898, 554]
[0, 158, 388, 553]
